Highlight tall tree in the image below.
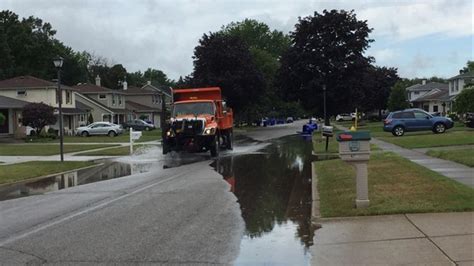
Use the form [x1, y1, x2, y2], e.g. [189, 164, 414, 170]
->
[387, 81, 410, 111]
[454, 87, 474, 113]
[191, 32, 265, 122]
[277, 10, 374, 121]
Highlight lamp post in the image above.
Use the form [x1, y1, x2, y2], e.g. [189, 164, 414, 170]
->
[53, 57, 64, 162]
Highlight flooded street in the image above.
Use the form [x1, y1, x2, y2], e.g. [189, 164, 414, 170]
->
[0, 126, 317, 264]
[214, 136, 315, 264]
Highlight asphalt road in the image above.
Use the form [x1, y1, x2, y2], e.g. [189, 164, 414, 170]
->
[0, 120, 305, 264]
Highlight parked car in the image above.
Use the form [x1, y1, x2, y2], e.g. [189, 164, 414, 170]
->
[464, 112, 474, 128]
[122, 119, 155, 131]
[336, 113, 353, 122]
[76, 122, 123, 137]
[383, 109, 454, 136]
[286, 117, 294, 123]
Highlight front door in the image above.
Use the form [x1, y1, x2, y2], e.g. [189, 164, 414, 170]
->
[0, 109, 9, 134]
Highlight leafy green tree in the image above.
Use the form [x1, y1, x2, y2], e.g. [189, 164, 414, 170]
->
[277, 10, 374, 122]
[387, 81, 410, 111]
[219, 19, 291, 117]
[454, 87, 474, 113]
[191, 32, 265, 122]
[22, 103, 57, 134]
[460, 61, 474, 74]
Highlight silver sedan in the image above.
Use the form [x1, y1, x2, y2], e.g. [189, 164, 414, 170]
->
[76, 122, 123, 137]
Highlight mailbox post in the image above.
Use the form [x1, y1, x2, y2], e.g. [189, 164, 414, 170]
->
[336, 131, 371, 208]
[322, 125, 333, 152]
[129, 128, 142, 154]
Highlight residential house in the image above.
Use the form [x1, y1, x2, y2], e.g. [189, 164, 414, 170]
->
[121, 81, 171, 127]
[406, 80, 450, 114]
[448, 71, 474, 96]
[0, 75, 88, 136]
[73, 76, 127, 124]
[0, 95, 29, 137]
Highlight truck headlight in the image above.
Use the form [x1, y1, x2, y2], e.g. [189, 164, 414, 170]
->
[166, 130, 175, 137]
[203, 127, 216, 135]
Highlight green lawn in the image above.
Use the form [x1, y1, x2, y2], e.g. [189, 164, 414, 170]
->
[0, 161, 96, 184]
[377, 130, 474, 149]
[64, 129, 161, 143]
[426, 148, 474, 167]
[315, 152, 474, 217]
[0, 144, 118, 156]
[76, 144, 156, 156]
[27, 130, 162, 143]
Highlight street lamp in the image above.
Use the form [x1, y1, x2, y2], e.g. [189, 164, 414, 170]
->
[53, 56, 64, 162]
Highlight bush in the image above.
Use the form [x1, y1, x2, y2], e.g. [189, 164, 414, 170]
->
[448, 112, 459, 121]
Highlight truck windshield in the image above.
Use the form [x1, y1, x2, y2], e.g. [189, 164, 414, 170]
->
[173, 102, 215, 116]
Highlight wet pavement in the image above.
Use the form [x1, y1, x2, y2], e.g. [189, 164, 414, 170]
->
[0, 132, 318, 264]
[213, 135, 317, 264]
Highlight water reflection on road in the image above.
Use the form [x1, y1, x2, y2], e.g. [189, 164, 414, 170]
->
[0, 161, 151, 201]
[213, 135, 315, 265]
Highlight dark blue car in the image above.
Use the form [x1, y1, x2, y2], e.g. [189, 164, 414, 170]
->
[383, 108, 454, 136]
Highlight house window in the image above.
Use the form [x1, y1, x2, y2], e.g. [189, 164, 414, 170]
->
[414, 91, 419, 95]
[17, 90, 27, 97]
[152, 95, 160, 104]
[118, 95, 122, 105]
[99, 94, 106, 99]
[112, 94, 116, 105]
[66, 91, 71, 104]
[433, 105, 438, 112]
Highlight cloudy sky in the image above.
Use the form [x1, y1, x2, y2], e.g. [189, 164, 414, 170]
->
[2, 0, 473, 80]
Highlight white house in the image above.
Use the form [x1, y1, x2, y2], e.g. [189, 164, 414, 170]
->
[0, 76, 88, 136]
[406, 81, 450, 114]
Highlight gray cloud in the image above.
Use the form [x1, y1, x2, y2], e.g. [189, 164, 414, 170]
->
[1, 0, 472, 80]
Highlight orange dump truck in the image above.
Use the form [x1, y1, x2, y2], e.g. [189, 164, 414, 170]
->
[163, 87, 233, 156]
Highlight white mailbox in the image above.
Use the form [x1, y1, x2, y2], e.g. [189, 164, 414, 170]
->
[322, 125, 334, 137]
[131, 131, 142, 141]
[336, 131, 371, 208]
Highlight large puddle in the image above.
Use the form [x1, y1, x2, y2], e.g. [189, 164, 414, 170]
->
[0, 134, 317, 264]
[213, 135, 316, 265]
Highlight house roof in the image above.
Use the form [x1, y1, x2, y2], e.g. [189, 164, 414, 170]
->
[406, 82, 448, 92]
[0, 95, 29, 108]
[126, 100, 161, 112]
[75, 100, 91, 111]
[120, 84, 171, 96]
[73, 83, 123, 94]
[0, 75, 76, 91]
[449, 71, 474, 80]
[74, 92, 127, 114]
[411, 88, 449, 102]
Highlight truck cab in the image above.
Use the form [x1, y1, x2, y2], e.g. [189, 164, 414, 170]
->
[163, 87, 233, 156]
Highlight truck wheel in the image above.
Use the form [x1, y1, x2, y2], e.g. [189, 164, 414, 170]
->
[210, 134, 220, 157]
[227, 131, 233, 150]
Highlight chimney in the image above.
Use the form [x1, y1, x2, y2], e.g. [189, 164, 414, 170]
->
[147, 80, 151, 85]
[123, 80, 128, 91]
[95, 75, 101, 86]
[422, 79, 426, 85]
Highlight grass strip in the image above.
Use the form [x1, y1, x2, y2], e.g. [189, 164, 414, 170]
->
[0, 144, 119, 156]
[426, 149, 474, 167]
[316, 152, 474, 217]
[0, 161, 96, 185]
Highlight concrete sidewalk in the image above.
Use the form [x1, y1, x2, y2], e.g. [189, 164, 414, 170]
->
[311, 212, 474, 265]
[371, 138, 474, 188]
